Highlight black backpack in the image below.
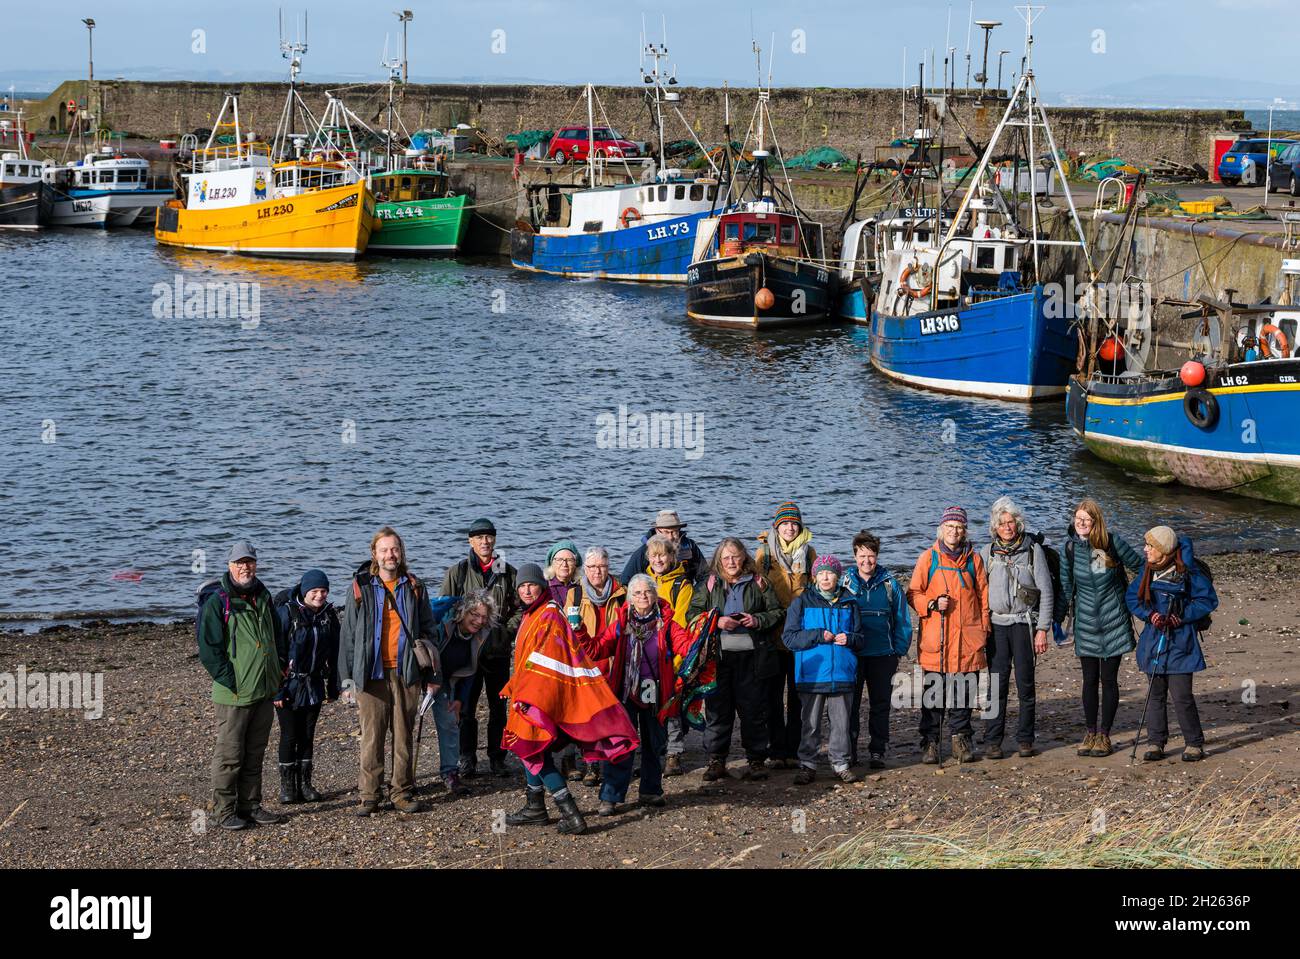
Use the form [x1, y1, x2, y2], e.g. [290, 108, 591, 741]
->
[196, 579, 232, 647]
[1191, 558, 1214, 632]
[1026, 532, 1068, 624]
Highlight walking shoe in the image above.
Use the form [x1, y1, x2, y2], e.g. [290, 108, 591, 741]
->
[597, 800, 619, 817]
[218, 813, 251, 831]
[702, 758, 729, 782]
[246, 806, 285, 825]
[1018, 744, 1035, 758]
[986, 742, 1005, 760]
[354, 800, 379, 818]
[742, 759, 769, 781]
[869, 753, 886, 770]
[1077, 732, 1097, 756]
[793, 766, 816, 785]
[298, 761, 323, 802]
[559, 753, 579, 781]
[505, 788, 549, 826]
[445, 772, 470, 797]
[1089, 733, 1114, 757]
[1182, 746, 1205, 762]
[393, 796, 429, 814]
[835, 767, 858, 784]
[951, 735, 980, 763]
[582, 766, 601, 787]
[1143, 746, 1166, 762]
[278, 763, 300, 804]
[921, 740, 940, 764]
[554, 792, 588, 835]
[489, 756, 509, 778]
[637, 794, 667, 808]
[458, 757, 478, 780]
[663, 755, 684, 777]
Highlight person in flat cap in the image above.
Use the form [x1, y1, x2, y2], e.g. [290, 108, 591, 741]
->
[198, 540, 289, 830]
[619, 509, 706, 586]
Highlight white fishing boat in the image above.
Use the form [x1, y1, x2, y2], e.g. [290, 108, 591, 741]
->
[0, 112, 52, 229]
[43, 147, 174, 228]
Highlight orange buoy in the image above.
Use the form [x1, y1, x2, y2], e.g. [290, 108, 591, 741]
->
[755, 287, 775, 310]
[1098, 336, 1125, 363]
[1180, 360, 1207, 387]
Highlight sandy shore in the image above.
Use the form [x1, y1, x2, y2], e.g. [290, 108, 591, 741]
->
[2, 551, 1298, 869]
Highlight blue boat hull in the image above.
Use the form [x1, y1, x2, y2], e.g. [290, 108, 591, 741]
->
[870, 285, 1076, 401]
[836, 280, 872, 324]
[511, 211, 709, 282]
[1067, 362, 1300, 506]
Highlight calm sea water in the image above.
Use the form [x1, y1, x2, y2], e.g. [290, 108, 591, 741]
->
[2, 229, 1297, 623]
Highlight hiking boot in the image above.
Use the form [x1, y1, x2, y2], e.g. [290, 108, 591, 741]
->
[921, 740, 940, 765]
[278, 763, 300, 804]
[1077, 732, 1097, 756]
[742, 759, 769, 781]
[246, 806, 285, 825]
[793, 766, 816, 785]
[951, 735, 980, 763]
[354, 800, 379, 818]
[1018, 744, 1035, 759]
[489, 756, 509, 778]
[297, 761, 322, 802]
[1182, 746, 1205, 762]
[445, 772, 470, 797]
[505, 788, 549, 826]
[869, 753, 886, 770]
[663, 755, 683, 777]
[702, 758, 729, 782]
[637, 794, 667, 808]
[393, 796, 428, 814]
[986, 742, 1005, 760]
[597, 800, 619, 817]
[582, 766, 601, 787]
[554, 792, 588, 835]
[559, 753, 578, 781]
[1143, 746, 1166, 762]
[458, 757, 478, 780]
[1090, 733, 1114, 757]
[835, 767, 858, 784]
[218, 813, 251, 831]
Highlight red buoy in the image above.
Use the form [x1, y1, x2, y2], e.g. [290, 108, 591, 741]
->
[755, 287, 775, 310]
[1180, 360, 1207, 388]
[1098, 336, 1125, 363]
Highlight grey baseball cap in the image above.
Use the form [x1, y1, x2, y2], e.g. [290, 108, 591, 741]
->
[228, 540, 258, 563]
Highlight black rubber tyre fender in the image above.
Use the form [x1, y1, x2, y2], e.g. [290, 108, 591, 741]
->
[1183, 387, 1219, 430]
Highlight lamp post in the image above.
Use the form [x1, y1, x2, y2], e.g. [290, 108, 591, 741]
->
[82, 18, 95, 138]
[395, 10, 413, 84]
[997, 50, 1009, 93]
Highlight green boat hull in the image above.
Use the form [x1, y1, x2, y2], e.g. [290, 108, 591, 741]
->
[368, 194, 470, 254]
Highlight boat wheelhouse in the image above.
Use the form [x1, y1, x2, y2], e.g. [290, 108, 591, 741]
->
[44, 148, 173, 227]
[0, 112, 51, 229]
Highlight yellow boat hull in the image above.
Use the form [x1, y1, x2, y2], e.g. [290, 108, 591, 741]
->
[155, 182, 376, 261]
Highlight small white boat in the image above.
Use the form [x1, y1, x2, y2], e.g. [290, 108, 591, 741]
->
[43, 148, 173, 228]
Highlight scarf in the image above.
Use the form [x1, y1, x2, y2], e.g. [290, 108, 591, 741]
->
[582, 572, 613, 607]
[992, 533, 1023, 556]
[622, 606, 660, 705]
[763, 524, 812, 577]
[1137, 551, 1185, 606]
[939, 540, 970, 562]
[816, 585, 839, 603]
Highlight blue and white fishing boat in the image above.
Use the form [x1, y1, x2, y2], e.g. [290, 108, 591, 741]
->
[867, 11, 1093, 401]
[511, 35, 726, 283]
[1068, 263, 1300, 507]
[43, 147, 174, 228]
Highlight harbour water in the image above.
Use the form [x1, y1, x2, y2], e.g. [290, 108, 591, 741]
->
[3, 229, 1298, 622]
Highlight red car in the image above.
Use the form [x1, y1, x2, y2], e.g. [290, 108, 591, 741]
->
[546, 126, 640, 164]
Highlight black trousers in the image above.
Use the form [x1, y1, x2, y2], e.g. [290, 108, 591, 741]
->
[850, 654, 899, 757]
[919, 671, 976, 741]
[276, 703, 321, 764]
[704, 649, 770, 762]
[460, 657, 510, 763]
[1080, 655, 1122, 733]
[984, 622, 1037, 747]
[1146, 672, 1204, 749]
[766, 649, 801, 760]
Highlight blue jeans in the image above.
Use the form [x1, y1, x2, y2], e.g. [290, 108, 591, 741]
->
[429, 689, 460, 778]
[523, 751, 568, 794]
[600, 705, 667, 803]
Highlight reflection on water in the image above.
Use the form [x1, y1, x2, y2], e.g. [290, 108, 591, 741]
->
[1, 230, 1297, 619]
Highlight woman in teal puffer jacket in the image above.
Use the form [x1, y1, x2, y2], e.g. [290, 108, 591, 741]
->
[1056, 498, 1143, 758]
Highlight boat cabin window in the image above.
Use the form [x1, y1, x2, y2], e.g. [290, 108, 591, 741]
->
[674, 185, 685, 200]
[583, 219, 602, 233]
[690, 184, 703, 201]
[780, 224, 796, 244]
[976, 246, 996, 271]
[658, 185, 667, 202]
[743, 222, 775, 242]
[707, 186, 716, 201]
[725, 222, 740, 240]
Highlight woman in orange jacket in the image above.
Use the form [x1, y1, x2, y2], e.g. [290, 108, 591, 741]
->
[907, 506, 991, 764]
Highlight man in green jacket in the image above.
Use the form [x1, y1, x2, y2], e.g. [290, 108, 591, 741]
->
[198, 541, 288, 831]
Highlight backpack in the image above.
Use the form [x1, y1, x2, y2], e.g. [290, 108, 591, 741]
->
[1190, 559, 1214, 632]
[1026, 532, 1068, 625]
[196, 579, 232, 650]
[923, 548, 978, 591]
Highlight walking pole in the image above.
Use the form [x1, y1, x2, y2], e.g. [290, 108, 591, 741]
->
[937, 599, 948, 767]
[413, 710, 425, 790]
[1130, 621, 1170, 762]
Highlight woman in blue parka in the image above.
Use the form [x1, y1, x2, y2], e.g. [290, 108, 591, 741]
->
[1125, 526, 1217, 762]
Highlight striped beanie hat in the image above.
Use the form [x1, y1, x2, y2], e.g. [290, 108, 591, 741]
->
[941, 506, 968, 527]
[774, 501, 803, 526]
[811, 554, 843, 578]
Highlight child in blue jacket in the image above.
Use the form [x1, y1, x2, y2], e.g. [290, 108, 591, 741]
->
[783, 555, 864, 784]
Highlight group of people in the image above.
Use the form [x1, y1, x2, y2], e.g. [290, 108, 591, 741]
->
[196, 499, 1218, 835]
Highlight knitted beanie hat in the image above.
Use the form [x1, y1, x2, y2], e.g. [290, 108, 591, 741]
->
[774, 501, 803, 526]
[811, 554, 844, 578]
[941, 506, 968, 527]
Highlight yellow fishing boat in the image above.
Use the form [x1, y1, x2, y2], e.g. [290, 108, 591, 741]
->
[155, 94, 376, 261]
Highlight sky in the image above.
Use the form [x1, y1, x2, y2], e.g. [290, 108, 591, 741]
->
[4, 0, 1300, 100]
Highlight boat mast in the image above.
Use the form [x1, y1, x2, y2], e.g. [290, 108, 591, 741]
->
[585, 82, 596, 186]
[275, 9, 309, 160]
[381, 34, 402, 171]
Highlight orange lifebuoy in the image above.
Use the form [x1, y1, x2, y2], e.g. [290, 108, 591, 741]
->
[1258, 323, 1291, 358]
[620, 206, 642, 228]
[899, 263, 933, 299]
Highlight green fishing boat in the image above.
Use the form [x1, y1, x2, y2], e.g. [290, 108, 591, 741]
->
[368, 168, 471, 254]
